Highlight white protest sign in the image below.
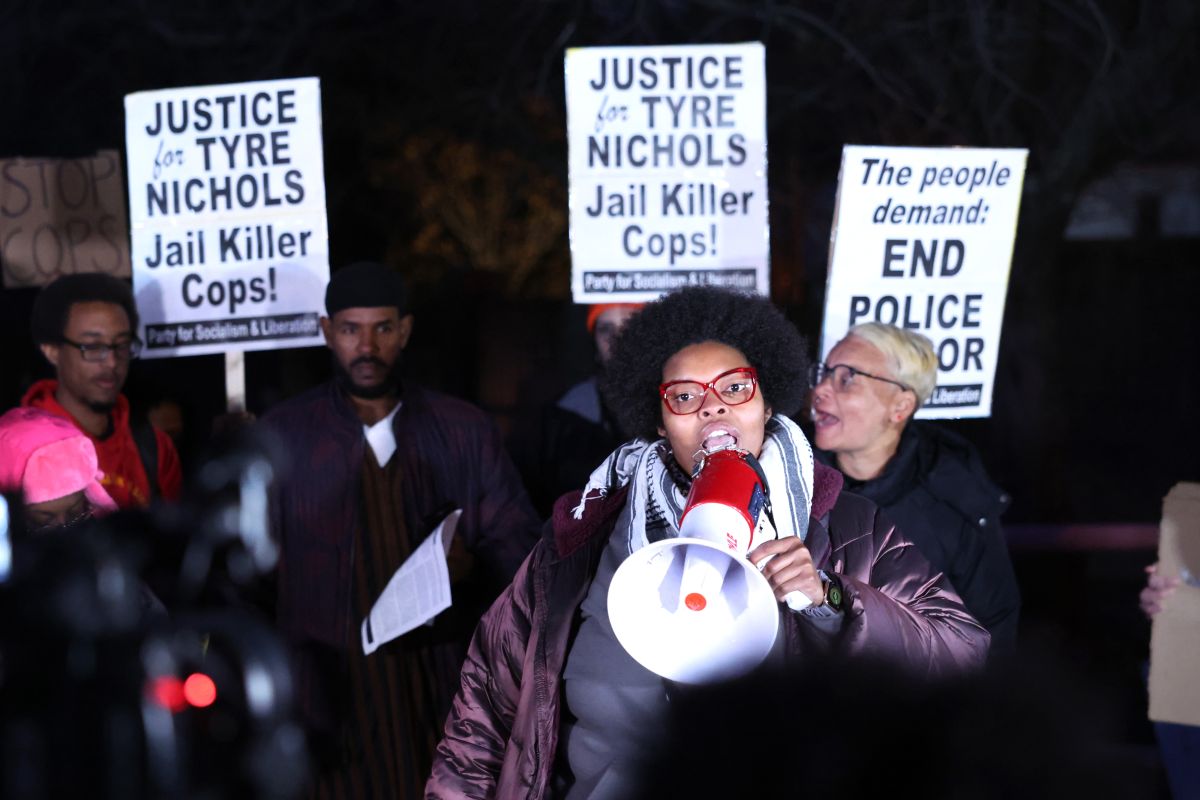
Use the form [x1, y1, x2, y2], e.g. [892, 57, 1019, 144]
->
[0, 151, 130, 288]
[820, 145, 1027, 419]
[124, 78, 329, 358]
[566, 43, 768, 302]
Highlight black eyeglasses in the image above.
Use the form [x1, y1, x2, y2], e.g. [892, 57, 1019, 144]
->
[26, 498, 94, 533]
[60, 337, 142, 362]
[809, 362, 910, 394]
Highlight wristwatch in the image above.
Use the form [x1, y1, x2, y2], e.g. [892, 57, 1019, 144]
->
[823, 575, 845, 612]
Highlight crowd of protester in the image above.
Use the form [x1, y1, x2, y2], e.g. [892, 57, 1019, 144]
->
[2, 265, 1187, 799]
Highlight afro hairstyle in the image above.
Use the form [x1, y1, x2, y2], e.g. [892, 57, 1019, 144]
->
[31, 273, 139, 345]
[600, 286, 810, 441]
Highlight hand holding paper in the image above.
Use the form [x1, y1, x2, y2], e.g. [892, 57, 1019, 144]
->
[361, 510, 462, 656]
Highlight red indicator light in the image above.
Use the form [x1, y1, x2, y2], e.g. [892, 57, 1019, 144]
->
[685, 592, 707, 611]
[183, 673, 217, 708]
[148, 676, 187, 712]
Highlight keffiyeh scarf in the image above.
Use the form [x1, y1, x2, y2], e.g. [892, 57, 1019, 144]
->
[572, 414, 816, 556]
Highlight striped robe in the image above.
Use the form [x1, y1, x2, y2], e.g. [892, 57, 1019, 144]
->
[261, 382, 541, 799]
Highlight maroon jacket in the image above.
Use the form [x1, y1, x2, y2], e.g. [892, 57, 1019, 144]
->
[426, 462, 989, 799]
[261, 381, 541, 735]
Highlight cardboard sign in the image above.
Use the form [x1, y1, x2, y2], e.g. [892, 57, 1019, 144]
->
[820, 146, 1027, 418]
[1148, 482, 1200, 728]
[0, 151, 130, 288]
[124, 78, 330, 358]
[566, 43, 768, 302]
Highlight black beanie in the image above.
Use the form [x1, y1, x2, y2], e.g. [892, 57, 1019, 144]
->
[324, 261, 408, 316]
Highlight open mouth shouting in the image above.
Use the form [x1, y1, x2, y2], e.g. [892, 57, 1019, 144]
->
[811, 407, 839, 430]
[700, 421, 741, 453]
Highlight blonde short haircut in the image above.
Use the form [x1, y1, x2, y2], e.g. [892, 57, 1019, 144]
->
[845, 322, 938, 408]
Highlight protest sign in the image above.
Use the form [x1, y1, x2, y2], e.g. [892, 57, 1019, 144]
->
[124, 77, 329, 359]
[565, 43, 768, 302]
[1149, 482, 1200, 727]
[820, 145, 1027, 419]
[0, 151, 130, 288]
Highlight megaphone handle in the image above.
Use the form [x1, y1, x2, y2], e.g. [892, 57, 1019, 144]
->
[753, 552, 809, 610]
[741, 452, 777, 531]
[784, 590, 812, 612]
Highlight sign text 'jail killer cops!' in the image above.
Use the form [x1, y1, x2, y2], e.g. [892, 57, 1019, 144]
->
[566, 43, 768, 302]
[124, 77, 330, 358]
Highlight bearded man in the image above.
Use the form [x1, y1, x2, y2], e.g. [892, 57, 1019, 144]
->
[260, 261, 540, 799]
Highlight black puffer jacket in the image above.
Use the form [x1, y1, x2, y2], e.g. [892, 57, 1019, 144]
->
[818, 421, 1020, 655]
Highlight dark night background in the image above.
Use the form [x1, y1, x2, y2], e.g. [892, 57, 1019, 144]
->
[1, 1, 1198, 794]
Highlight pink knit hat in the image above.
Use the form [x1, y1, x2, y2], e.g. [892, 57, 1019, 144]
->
[0, 407, 117, 512]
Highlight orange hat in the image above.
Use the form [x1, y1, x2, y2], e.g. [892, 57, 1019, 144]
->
[586, 303, 644, 333]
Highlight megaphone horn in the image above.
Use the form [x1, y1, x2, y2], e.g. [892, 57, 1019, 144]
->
[608, 449, 781, 684]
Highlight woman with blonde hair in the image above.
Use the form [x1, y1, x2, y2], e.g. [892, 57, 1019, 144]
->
[810, 322, 1019, 654]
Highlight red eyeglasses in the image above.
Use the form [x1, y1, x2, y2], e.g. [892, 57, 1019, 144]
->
[660, 366, 758, 415]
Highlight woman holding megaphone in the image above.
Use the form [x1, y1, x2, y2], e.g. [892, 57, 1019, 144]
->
[428, 287, 988, 800]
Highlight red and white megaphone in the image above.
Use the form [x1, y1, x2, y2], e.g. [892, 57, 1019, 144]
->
[608, 448, 783, 684]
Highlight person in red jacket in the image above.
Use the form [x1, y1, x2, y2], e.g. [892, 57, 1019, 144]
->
[22, 273, 181, 508]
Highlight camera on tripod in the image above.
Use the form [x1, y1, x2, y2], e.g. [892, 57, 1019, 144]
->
[0, 428, 308, 799]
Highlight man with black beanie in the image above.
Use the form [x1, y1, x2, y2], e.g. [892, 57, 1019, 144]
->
[260, 261, 540, 799]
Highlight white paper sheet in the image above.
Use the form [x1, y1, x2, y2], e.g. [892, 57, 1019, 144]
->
[360, 509, 461, 655]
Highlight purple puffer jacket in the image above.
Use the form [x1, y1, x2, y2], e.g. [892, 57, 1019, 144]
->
[426, 462, 989, 799]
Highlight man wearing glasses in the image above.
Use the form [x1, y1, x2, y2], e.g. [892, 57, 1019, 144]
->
[21, 273, 181, 508]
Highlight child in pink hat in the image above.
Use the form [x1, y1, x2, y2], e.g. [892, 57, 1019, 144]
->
[0, 406, 117, 531]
